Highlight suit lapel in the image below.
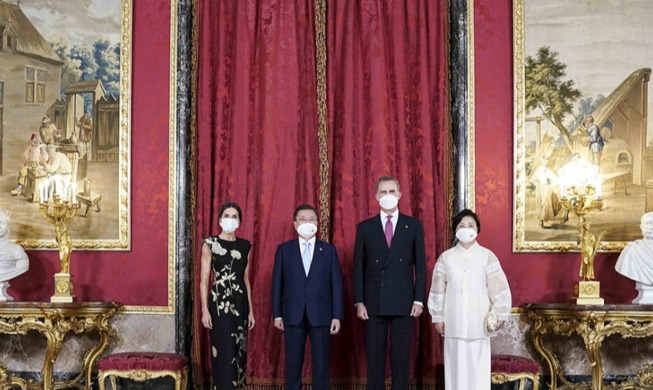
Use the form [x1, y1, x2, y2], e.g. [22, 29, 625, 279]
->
[306, 240, 323, 278]
[293, 240, 308, 279]
[391, 214, 409, 250]
[383, 213, 409, 266]
[374, 214, 391, 253]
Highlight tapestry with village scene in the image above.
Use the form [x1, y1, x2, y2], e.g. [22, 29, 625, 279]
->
[514, 0, 653, 251]
[0, 0, 129, 249]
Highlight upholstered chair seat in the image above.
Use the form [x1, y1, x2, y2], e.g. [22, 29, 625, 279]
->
[98, 352, 189, 390]
[491, 354, 540, 390]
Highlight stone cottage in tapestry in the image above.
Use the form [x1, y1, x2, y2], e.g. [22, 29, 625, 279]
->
[0, 0, 63, 175]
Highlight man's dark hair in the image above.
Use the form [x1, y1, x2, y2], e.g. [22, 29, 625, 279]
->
[376, 175, 400, 191]
[218, 201, 243, 222]
[452, 208, 481, 234]
[294, 204, 318, 220]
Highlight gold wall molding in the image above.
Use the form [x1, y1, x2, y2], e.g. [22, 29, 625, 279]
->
[466, 0, 476, 211]
[314, 0, 331, 242]
[123, 0, 180, 314]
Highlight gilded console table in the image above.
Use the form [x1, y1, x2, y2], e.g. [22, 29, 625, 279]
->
[523, 303, 653, 390]
[0, 301, 121, 390]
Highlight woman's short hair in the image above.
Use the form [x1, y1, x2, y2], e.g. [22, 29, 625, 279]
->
[452, 209, 481, 234]
[218, 201, 243, 222]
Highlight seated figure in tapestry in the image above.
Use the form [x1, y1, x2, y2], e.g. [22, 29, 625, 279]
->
[41, 145, 73, 201]
[0, 211, 29, 301]
[11, 133, 46, 196]
[616, 212, 653, 304]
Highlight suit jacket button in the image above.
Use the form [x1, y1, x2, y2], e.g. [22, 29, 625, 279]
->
[375, 259, 379, 263]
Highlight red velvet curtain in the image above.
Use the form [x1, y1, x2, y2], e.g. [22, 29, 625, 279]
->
[193, 0, 449, 388]
[327, 0, 449, 386]
[193, 0, 320, 387]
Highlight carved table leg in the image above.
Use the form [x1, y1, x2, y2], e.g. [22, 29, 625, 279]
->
[42, 329, 65, 390]
[531, 329, 562, 390]
[583, 332, 605, 390]
[83, 327, 112, 388]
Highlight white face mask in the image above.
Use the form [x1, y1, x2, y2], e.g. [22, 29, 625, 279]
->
[456, 227, 477, 244]
[220, 218, 239, 234]
[296, 222, 318, 239]
[378, 194, 399, 210]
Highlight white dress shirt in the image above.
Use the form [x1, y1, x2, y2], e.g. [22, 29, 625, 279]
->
[379, 209, 398, 235]
[298, 236, 316, 260]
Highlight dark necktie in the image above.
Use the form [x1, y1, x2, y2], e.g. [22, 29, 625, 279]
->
[385, 215, 393, 248]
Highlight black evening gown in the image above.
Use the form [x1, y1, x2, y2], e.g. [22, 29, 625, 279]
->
[204, 236, 252, 389]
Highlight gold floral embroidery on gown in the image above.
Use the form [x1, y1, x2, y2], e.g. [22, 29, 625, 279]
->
[205, 236, 251, 389]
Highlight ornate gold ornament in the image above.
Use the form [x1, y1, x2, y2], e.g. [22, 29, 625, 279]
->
[491, 372, 540, 390]
[635, 363, 653, 389]
[39, 194, 78, 303]
[525, 304, 653, 390]
[559, 176, 606, 305]
[0, 301, 120, 390]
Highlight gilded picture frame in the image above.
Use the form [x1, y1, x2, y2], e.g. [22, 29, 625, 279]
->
[1, 0, 131, 250]
[513, 0, 653, 252]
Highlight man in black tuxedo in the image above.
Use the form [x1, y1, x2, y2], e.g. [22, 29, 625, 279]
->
[272, 204, 344, 390]
[353, 176, 426, 390]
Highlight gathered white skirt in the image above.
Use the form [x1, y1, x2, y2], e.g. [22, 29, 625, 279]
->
[444, 337, 490, 390]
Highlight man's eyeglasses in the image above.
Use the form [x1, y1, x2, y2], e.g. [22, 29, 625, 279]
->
[296, 218, 318, 223]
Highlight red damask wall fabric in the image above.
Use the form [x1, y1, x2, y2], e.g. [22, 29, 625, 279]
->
[194, 0, 450, 388]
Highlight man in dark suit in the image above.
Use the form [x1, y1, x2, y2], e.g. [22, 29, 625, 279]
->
[272, 204, 344, 390]
[353, 176, 426, 390]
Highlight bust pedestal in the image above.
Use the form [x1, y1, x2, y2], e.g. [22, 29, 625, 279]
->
[0, 281, 12, 301]
[51, 273, 75, 303]
[633, 282, 653, 304]
[572, 280, 604, 305]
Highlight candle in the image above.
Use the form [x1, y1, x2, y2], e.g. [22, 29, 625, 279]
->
[72, 182, 77, 204]
[38, 181, 44, 203]
[596, 175, 602, 198]
[56, 180, 63, 200]
[44, 179, 49, 202]
[561, 184, 567, 198]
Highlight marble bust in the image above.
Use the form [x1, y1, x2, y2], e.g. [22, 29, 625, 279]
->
[615, 212, 653, 304]
[0, 211, 29, 301]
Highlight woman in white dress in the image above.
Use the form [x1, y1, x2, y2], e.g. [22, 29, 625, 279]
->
[427, 209, 512, 390]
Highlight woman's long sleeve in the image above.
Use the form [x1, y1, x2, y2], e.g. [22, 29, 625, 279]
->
[427, 258, 447, 323]
[486, 252, 512, 321]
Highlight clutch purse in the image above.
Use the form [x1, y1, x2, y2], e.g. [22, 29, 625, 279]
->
[484, 311, 498, 334]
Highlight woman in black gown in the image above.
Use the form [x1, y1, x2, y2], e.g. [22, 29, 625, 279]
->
[201, 202, 255, 389]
